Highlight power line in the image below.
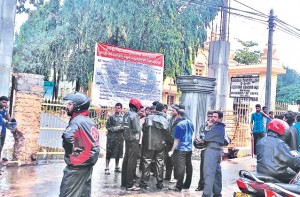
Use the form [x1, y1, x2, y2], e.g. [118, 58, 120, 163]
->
[233, 0, 268, 17]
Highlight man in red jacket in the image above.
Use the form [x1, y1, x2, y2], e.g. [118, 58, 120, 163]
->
[59, 92, 100, 197]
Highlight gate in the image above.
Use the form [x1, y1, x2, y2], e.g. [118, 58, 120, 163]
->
[37, 99, 111, 161]
[223, 98, 252, 148]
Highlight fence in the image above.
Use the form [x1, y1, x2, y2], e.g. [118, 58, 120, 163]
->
[37, 99, 112, 160]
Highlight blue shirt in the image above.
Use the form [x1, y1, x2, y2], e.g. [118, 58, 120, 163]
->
[251, 112, 264, 133]
[174, 117, 194, 151]
[294, 122, 300, 152]
[0, 108, 7, 134]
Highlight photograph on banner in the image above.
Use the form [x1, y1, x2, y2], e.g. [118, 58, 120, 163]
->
[92, 43, 164, 107]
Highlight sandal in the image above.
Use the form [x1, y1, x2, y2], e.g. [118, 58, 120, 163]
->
[105, 169, 110, 175]
[114, 167, 121, 173]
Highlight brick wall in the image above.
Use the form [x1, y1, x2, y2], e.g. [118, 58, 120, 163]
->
[12, 73, 43, 165]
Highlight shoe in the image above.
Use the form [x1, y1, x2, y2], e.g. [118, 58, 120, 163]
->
[126, 185, 141, 191]
[195, 186, 204, 191]
[168, 187, 181, 192]
[156, 184, 164, 189]
[114, 167, 121, 173]
[169, 178, 178, 183]
[104, 169, 110, 175]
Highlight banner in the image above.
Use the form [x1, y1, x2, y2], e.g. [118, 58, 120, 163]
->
[92, 43, 164, 107]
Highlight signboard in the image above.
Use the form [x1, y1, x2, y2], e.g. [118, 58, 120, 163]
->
[92, 43, 164, 107]
[230, 75, 259, 98]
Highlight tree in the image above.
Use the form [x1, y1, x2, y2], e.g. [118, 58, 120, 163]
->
[276, 67, 300, 103]
[13, 0, 222, 91]
[234, 39, 262, 65]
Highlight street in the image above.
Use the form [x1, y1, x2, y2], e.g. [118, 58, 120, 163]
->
[0, 155, 256, 197]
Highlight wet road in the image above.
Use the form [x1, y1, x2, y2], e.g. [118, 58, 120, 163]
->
[0, 156, 256, 197]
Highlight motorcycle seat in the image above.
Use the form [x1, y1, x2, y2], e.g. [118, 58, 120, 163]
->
[274, 183, 300, 194]
[251, 172, 280, 183]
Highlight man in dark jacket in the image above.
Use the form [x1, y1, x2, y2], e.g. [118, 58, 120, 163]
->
[196, 110, 213, 191]
[60, 93, 100, 197]
[202, 110, 225, 197]
[281, 112, 299, 150]
[257, 119, 300, 183]
[105, 102, 124, 175]
[121, 98, 142, 191]
[164, 104, 179, 181]
[139, 102, 169, 189]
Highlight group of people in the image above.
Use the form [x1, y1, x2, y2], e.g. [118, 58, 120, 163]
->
[104, 99, 227, 196]
[251, 103, 300, 184]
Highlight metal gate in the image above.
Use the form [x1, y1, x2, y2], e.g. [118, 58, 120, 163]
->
[223, 98, 252, 148]
[37, 99, 110, 161]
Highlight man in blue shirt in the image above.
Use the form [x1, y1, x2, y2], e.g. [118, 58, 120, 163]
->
[293, 114, 300, 152]
[168, 110, 194, 191]
[0, 96, 10, 162]
[250, 104, 269, 155]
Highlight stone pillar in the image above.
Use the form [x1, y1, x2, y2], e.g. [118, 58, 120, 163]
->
[12, 73, 44, 165]
[208, 40, 230, 110]
[177, 76, 216, 135]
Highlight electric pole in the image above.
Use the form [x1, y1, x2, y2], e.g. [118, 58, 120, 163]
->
[265, 9, 275, 111]
[221, 0, 228, 41]
[0, 0, 17, 97]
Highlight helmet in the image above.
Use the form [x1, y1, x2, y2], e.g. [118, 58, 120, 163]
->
[129, 98, 142, 109]
[193, 137, 206, 149]
[63, 92, 90, 114]
[7, 121, 17, 130]
[267, 119, 289, 135]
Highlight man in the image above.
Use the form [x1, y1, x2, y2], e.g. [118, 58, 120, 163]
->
[105, 103, 124, 175]
[121, 98, 142, 191]
[168, 110, 194, 191]
[164, 104, 179, 182]
[196, 110, 213, 191]
[269, 111, 274, 120]
[0, 96, 10, 162]
[202, 110, 225, 197]
[293, 113, 300, 152]
[250, 104, 269, 155]
[60, 92, 100, 197]
[257, 119, 300, 183]
[262, 106, 271, 136]
[281, 112, 299, 150]
[139, 103, 169, 189]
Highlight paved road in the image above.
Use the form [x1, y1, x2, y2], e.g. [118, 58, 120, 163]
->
[0, 156, 256, 197]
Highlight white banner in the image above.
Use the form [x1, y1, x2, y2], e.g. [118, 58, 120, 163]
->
[92, 43, 164, 107]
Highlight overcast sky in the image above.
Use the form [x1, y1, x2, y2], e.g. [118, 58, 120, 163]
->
[15, 0, 300, 71]
[229, 0, 300, 72]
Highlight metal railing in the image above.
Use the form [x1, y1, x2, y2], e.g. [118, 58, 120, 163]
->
[38, 99, 112, 160]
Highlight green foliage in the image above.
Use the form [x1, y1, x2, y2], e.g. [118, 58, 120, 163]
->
[276, 67, 300, 103]
[233, 39, 262, 65]
[13, 0, 221, 90]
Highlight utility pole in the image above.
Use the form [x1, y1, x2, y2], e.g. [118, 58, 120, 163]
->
[265, 9, 275, 111]
[0, 0, 17, 97]
[221, 0, 228, 41]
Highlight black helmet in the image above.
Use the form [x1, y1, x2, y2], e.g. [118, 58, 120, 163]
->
[63, 92, 90, 114]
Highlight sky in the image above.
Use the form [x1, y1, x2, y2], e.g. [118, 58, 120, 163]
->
[228, 0, 300, 72]
[15, 0, 300, 71]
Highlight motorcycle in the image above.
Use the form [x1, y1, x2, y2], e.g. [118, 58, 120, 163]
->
[234, 170, 300, 197]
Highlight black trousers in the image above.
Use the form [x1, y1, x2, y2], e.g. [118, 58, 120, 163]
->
[198, 149, 205, 188]
[0, 133, 6, 158]
[140, 148, 164, 185]
[121, 140, 139, 188]
[253, 132, 264, 155]
[59, 166, 93, 197]
[164, 143, 174, 180]
[173, 150, 193, 190]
